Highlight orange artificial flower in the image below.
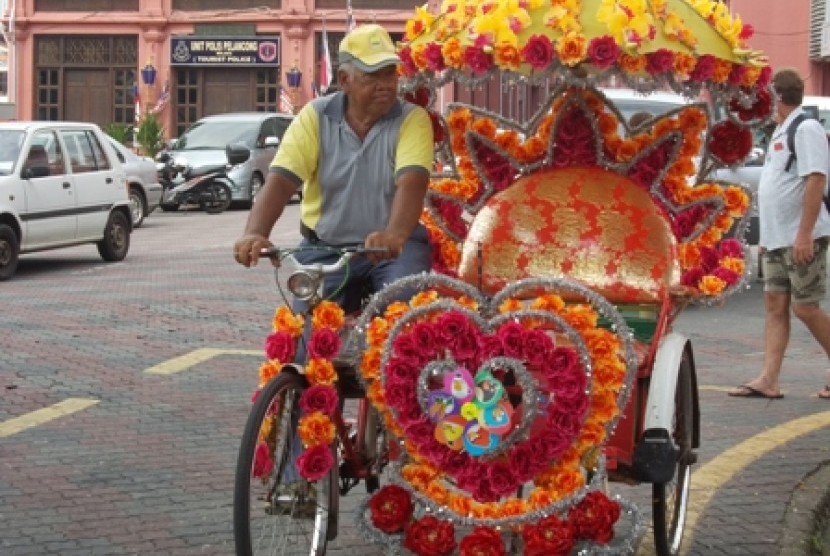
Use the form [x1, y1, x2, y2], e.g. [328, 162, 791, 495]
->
[576, 421, 606, 451]
[298, 411, 336, 447]
[495, 129, 521, 152]
[712, 59, 733, 84]
[555, 31, 588, 66]
[441, 240, 462, 268]
[312, 300, 345, 331]
[366, 380, 385, 407]
[598, 112, 618, 135]
[259, 359, 283, 387]
[673, 52, 697, 79]
[273, 306, 304, 336]
[442, 37, 465, 69]
[618, 52, 646, 74]
[584, 328, 619, 359]
[527, 487, 557, 507]
[447, 107, 473, 134]
[678, 242, 702, 268]
[677, 107, 707, 133]
[425, 481, 450, 506]
[447, 493, 474, 516]
[494, 42, 522, 70]
[699, 275, 727, 295]
[741, 66, 762, 87]
[562, 304, 599, 330]
[700, 227, 723, 246]
[721, 256, 746, 275]
[257, 417, 273, 443]
[360, 347, 383, 380]
[410, 290, 439, 307]
[305, 358, 338, 386]
[366, 317, 390, 347]
[615, 139, 640, 162]
[551, 467, 585, 496]
[471, 117, 498, 138]
[520, 136, 547, 162]
[723, 186, 750, 215]
[592, 357, 626, 390]
[531, 293, 565, 313]
[499, 298, 522, 313]
[670, 157, 696, 177]
[411, 43, 429, 70]
[456, 295, 480, 310]
[501, 498, 529, 516]
[589, 390, 620, 421]
[384, 301, 410, 320]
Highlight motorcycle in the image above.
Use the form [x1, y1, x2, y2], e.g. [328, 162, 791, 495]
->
[155, 144, 250, 214]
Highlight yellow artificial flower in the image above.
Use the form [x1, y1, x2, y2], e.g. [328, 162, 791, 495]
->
[405, 5, 436, 41]
[555, 31, 588, 67]
[441, 37, 465, 69]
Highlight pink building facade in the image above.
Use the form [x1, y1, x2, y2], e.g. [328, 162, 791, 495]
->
[2, 1, 830, 137]
[2, 0, 416, 136]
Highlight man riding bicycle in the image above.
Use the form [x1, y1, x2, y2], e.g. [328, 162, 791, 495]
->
[234, 24, 434, 317]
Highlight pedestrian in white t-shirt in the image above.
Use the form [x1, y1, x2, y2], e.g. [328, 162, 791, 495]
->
[729, 67, 830, 400]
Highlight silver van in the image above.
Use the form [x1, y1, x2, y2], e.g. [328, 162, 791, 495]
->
[166, 112, 293, 207]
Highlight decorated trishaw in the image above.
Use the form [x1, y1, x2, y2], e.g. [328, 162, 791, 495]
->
[234, 1, 772, 555]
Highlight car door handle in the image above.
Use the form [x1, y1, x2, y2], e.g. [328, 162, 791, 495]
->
[105, 177, 113, 184]
[63, 182, 71, 189]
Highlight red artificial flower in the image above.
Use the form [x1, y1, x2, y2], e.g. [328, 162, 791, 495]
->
[758, 66, 772, 87]
[424, 42, 447, 72]
[689, 54, 716, 82]
[587, 36, 621, 70]
[368, 484, 414, 534]
[404, 516, 457, 556]
[295, 443, 334, 481]
[713, 266, 741, 286]
[431, 196, 467, 237]
[487, 460, 518, 498]
[567, 491, 621, 543]
[404, 87, 430, 107]
[708, 120, 753, 165]
[459, 526, 506, 556]
[409, 320, 441, 358]
[264, 330, 296, 363]
[739, 23, 755, 41]
[522, 515, 575, 556]
[729, 88, 772, 122]
[307, 327, 342, 360]
[646, 49, 674, 76]
[718, 238, 744, 258]
[399, 45, 418, 76]
[463, 46, 494, 75]
[496, 321, 526, 358]
[521, 34, 555, 70]
[680, 267, 705, 289]
[522, 327, 556, 371]
[252, 441, 273, 479]
[299, 384, 339, 415]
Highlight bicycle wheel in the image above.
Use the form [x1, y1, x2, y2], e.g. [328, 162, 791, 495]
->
[200, 182, 232, 213]
[234, 371, 335, 556]
[652, 351, 694, 556]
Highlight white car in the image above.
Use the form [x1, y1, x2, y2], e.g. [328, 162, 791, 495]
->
[107, 135, 163, 228]
[0, 121, 132, 280]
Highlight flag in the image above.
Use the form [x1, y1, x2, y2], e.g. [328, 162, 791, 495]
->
[150, 80, 170, 115]
[320, 22, 332, 93]
[346, 0, 356, 32]
[279, 88, 294, 114]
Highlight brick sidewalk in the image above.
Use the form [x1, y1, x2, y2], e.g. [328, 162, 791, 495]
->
[1, 208, 829, 555]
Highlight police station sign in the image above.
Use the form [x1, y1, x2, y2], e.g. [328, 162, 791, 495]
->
[170, 37, 281, 66]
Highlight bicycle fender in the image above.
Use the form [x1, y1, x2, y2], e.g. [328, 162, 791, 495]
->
[643, 331, 690, 433]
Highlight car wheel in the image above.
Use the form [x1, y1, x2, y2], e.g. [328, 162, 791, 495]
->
[97, 211, 130, 262]
[128, 185, 147, 228]
[0, 223, 20, 280]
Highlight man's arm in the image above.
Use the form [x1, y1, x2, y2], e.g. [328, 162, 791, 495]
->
[234, 171, 299, 267]
[794, 171, 826, 264]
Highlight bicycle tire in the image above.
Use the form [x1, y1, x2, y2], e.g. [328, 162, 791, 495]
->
[652, 351, 694, 556]
[233, 371, 336, 556]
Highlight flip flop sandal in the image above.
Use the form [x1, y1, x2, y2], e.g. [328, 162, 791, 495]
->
[818, 385, 830, 399]
[728, 384, 784, 399]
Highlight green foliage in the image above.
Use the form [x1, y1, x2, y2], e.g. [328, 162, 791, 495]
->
[135, 113, 164, 158]
[104, 122, 133, 146]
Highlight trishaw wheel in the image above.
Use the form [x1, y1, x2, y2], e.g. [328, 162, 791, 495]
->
[652, 352, 694, 556]
[234, 372, 335, 556]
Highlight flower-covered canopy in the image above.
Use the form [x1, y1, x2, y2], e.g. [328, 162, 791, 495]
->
[399, 0, 769, 96]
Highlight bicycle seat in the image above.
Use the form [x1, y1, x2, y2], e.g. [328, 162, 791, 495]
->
[457, 166, 680, 304]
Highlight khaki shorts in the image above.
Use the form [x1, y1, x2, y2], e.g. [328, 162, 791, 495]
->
[762, 237, 829, 303]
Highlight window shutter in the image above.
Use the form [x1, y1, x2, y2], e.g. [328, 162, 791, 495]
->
[812, 0, 829, 59]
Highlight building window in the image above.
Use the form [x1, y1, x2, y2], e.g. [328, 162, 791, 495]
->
[173, 0, 281, 9]
[175, 69, 200, 137]
[35, 0, 138, 10]
[34, 36, 137, 126]
[255, 69, 279, 112]
[0, 72, 7, 97]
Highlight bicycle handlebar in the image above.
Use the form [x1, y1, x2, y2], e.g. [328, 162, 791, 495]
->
[259, 245, 390, 275]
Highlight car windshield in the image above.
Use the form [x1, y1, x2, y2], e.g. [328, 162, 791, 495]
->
[0, 130, 25, 174]
[174, 119, 260, 150]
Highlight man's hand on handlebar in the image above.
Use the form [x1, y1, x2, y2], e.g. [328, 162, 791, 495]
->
[234, 234, 278, 267]
[363, 230, 405, 264]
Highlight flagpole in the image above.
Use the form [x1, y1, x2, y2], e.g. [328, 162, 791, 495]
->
[346, 0, 355, 32]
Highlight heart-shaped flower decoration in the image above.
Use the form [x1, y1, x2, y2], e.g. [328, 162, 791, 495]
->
[355, 274, 636, 522]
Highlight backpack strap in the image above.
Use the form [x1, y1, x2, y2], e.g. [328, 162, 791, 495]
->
[785, 113, 810, 172]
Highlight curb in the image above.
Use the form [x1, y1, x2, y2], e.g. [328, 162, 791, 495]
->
[780, 460, 830, 556]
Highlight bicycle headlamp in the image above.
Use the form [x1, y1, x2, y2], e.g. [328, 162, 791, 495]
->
[287, 271, 317, 300]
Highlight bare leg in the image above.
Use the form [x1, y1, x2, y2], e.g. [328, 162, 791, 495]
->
[728, 291, 790, 397]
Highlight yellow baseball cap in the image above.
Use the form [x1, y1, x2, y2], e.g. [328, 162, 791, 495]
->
[338, 24, 400, 73]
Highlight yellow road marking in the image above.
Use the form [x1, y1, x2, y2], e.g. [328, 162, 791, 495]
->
[144, 347, 262, 375]
[0, 398, 99, 438]
[679, 411, 830, 555]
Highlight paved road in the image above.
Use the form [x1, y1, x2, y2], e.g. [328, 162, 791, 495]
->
[1, 207, 829, 555]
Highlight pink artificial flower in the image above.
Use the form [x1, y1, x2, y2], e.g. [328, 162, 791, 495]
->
[424, 42, 447, 72]
[299, 384, 339, 415]
[521, 34, 555, 70]
[713, 266, 741, 286]
[587, 36, 621, 70]
[252, 441, 274, 479]
[689, 54, 716, 82]
[496, 321, 526, 358]
[680, 267, 705, 288]
[307, 327, 342, 360]
[718, 238, 744, 258]
[463, 46, 493, 75]
[265, 330, 297, 363]
[645, 49, 674, 75]
[296, 444, 334, 481]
